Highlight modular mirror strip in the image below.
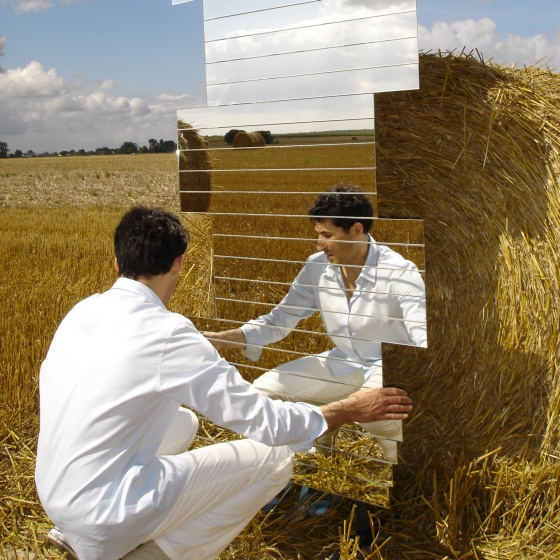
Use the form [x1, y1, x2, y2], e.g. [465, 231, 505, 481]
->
[175, 0, 423, 507]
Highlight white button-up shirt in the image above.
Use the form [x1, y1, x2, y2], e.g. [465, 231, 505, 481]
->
[241, 237, 427, 379]
[35, 278, 326, 560]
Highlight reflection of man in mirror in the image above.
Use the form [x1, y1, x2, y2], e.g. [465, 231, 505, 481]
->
[205, 184, 426, 462]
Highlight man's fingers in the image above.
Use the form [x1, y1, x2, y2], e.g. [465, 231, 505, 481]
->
[380, 395, 413, 420]
[381, 387, 408, 397]
[387, 397, 413, 408]
[382, 412, 411, 420]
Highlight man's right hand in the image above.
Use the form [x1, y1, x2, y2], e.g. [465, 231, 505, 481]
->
[202, 328, 247, 352]
[320, 387, 412, 433]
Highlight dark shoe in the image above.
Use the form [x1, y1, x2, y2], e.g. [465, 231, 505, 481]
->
[298, 485, 339, 517]
[261, 482, 293, 513]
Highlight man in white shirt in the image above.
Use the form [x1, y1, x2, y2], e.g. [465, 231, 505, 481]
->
[35, 206, 412, 560]
[204, 184, 426, 462]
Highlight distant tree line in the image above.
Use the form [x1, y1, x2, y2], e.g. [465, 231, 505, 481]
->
[0, 139, 177, 158]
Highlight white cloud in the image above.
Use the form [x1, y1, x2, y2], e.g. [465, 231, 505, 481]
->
[0, 61, 66, 100]
[99, 79, 115, 91]
[0, 61, 198, 152]
[11, 0, 85, 13]
[14, 0, 55, 14]
[339, 0, 416, 12]
[419, 18, 560, 68]
[158, 93, 199, 102]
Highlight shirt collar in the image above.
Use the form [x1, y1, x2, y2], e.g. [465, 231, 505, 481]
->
[360, 235, 379, 283]
[323, 235, 379, 284]
[110, 277, 166, 309]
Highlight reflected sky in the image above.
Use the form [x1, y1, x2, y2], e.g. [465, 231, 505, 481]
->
[175, 0, 419, 109]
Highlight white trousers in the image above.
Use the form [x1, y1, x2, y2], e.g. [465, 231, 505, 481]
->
[144, 407, 294, 560]
[253, 355, 401, 463]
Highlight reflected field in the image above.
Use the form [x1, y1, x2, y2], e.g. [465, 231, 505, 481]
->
[179, 135, 426, 506]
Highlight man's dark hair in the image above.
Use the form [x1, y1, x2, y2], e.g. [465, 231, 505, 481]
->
[308, 183, 374, 232]
[114, 207, 189, 279]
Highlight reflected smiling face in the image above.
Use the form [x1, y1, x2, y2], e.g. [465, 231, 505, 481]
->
[314, 219, 368, 266]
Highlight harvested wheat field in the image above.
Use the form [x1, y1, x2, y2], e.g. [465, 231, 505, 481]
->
[1, 52, 560, 559]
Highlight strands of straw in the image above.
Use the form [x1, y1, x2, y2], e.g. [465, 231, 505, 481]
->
[373, 51, 560, 557]
[178, 120, 213, 213]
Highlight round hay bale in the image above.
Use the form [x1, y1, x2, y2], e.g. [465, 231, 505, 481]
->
[177, 120, 212, 213]
[232, 131, 266, 148]
[374, 52, 560, 556]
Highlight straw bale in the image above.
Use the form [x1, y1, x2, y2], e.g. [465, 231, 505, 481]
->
[177, 120, 212, 213]
[173, 213, 216, 319]
[372, 51, 560, 557]
[232, 131, 266, 148]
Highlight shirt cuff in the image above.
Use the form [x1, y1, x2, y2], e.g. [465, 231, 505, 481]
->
[286, 403, 329, 453]
[240, 322, 264, 362]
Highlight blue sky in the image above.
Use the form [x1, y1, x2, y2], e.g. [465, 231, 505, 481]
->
[1, 0, 558, 152]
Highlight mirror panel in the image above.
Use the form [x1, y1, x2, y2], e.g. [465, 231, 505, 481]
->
[177, 94, 375, 133]
[207, 65, 418, 104]
[175, 0, 424, 508]
[202, 0, 417, 21]
[202, 1, 419, 101]
[203, 1, 417, 43]
[206, 39, 419, 84]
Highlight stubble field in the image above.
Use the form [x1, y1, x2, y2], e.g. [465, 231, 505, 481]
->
[3, 108, 559, 560]
[0, 151, 392, 560]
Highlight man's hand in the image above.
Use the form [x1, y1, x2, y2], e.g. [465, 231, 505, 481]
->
[202, 328, 247, 352]
[320, 387, 412, 433]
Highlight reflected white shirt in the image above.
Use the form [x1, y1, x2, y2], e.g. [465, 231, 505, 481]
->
[241, 237, 427, 378]
[35, 278, 326, 560]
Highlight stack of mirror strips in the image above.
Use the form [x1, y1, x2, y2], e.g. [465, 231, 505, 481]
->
[173, 0, 425, 507]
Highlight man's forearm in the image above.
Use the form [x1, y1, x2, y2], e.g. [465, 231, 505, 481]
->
[202, 328, 247, 351]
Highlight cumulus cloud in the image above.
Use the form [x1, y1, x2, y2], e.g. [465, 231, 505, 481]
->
[0, 60, 198, 152]
[0, 61, 66, 100]
[10, 0, 85, 13]
[419, 18, 560, 68]
[14, 0, 55, 14]
[157, 93, 199, 102]
[340, 0, 415, 12]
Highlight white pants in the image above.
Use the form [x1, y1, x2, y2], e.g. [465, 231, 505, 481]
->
[145, 407, 294, 560]
[253, 356, 401, 463]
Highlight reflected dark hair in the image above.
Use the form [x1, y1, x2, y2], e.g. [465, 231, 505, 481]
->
[114, 207, 189, 280]
[308, 183, 373, 232]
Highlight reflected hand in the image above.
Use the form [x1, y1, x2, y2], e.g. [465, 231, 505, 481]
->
[202, 328, 247, 351]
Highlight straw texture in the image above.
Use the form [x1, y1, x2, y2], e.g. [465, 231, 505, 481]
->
[371, 51, 560, 558]
[178, 120, 212, 213]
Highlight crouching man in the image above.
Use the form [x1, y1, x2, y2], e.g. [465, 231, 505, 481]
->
[35, 207, 412, 560]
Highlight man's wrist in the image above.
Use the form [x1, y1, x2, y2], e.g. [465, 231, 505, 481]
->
[320, 399, 352, 433]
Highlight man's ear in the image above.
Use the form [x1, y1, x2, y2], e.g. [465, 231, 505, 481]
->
[352, 222, 364, 237]
[114, 257, 119, 273]
[171, 254, 185, 274]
